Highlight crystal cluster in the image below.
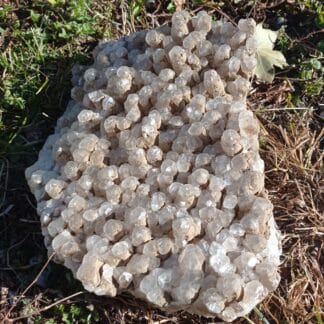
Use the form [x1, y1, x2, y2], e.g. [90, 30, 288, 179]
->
[26, 11, 281, 322]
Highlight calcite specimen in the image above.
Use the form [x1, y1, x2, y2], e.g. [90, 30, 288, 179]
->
[26, 10, 281, 322]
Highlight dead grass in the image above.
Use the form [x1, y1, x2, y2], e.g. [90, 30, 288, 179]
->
[254, 108, 323, 324]
[0, 1, 323, 323]
[2, 109, 321, 324]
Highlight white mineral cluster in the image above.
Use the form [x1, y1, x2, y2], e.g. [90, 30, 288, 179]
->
[26, 11, 281, 322]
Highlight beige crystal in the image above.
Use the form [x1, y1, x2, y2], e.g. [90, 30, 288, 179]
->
[26, 10, 281, 322]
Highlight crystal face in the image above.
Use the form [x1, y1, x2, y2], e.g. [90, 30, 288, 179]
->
[26, 10, 281, 322]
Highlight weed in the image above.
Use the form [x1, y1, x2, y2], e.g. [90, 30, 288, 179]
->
[37, 303, 100, 324]
[129, 0, 145, 18]
[259, 136, 267, 148]
[167, 2, 176, 13]
[275, 12, 323, 105]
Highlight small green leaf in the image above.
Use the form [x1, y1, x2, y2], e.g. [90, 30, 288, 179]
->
[30, 10, 41, 23]
[255, 24, 288, 83]
[44, 320, 56, 324]
[309, 58, 321, 70]
[315, 5, 324, 28]
[58, 28, 68, 39]
[62, 312, 71, 324]
[167, 2, 176, 13]
[129, 1, 144, 17]
[133, 5, 141, 17]
[300, 69, 313, 80]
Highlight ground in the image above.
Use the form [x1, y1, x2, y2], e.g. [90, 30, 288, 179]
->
[0, 1, 323, 323]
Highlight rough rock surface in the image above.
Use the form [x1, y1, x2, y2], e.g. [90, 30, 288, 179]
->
[26, 10, 281, 322]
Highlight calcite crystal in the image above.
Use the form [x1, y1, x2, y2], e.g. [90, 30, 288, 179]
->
[26, 10, 281, 322]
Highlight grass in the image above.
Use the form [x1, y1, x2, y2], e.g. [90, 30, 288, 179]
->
[0, 0, 323, 323]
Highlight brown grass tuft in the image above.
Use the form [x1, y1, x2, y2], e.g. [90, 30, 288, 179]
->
[253, 108, 323, 324]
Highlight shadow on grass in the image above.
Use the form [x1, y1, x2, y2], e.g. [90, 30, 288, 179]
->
[0, 50, 91, 317]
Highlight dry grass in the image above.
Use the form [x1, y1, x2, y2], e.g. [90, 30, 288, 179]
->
[257, 109, 323, 324]
[2, 108, 322, 324]
[0, 1, 323, 323]
[254, 110, 322, 323]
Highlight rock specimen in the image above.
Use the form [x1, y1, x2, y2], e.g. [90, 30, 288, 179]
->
[25, 10, 281, 322]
